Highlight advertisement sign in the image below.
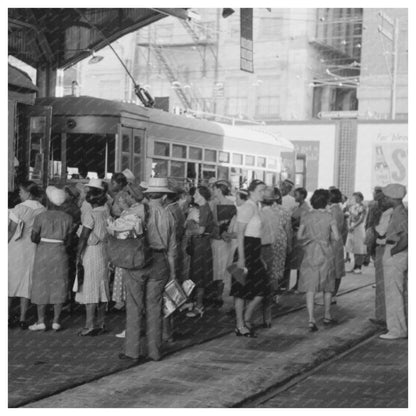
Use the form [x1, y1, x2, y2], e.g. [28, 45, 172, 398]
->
[372, 133, 407, 188]
[240, 9, 254, 73]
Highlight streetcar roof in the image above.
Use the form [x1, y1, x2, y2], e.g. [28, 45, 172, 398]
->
[35, 95, 293, 151]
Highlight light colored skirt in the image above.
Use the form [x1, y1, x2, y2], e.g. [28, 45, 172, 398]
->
[75, 243, 109, 304]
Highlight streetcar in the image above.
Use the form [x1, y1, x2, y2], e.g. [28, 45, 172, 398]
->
[11, 94, 295, 191]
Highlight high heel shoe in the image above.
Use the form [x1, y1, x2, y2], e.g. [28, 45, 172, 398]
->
[308, 322, 318, 332]
[323, 318, 338, 326]
[235, 326, 251, 337]
[186, 306, 204, 318]
[244, 322, 257, 337]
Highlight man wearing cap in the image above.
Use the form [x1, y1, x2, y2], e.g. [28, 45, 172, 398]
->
[369, 192, 393, 328]
[121, 178, 177, 362]
[379, 183, 408, 340]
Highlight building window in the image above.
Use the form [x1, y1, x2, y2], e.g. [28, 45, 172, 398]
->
[172, 144, 187, 159]
[257, 156, 266, 168]
[154, 141, 170, 157]
[219, 151, 230, 163]
[189, 146, 203, 160]
[245, 155, 255, 166]
[152, 159, 168, 177]
[204, 149, 217, 163]
[232, 153, 243, 165]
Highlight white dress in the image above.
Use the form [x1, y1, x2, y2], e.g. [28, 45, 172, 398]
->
[75, 206, 110, 304]
[8, 200, 46, 298]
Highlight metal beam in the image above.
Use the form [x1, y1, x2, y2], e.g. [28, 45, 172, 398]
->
[151, 8, 190, 20]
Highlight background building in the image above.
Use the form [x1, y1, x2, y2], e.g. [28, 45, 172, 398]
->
[62, 8, 365, 122]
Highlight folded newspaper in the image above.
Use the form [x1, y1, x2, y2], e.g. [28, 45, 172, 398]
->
[163, 279, 195, 317]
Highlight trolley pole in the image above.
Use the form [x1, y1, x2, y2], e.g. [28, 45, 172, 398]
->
[378, 11, 400, 120]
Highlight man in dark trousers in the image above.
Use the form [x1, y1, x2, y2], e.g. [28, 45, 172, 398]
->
[379, 184, 408, 340]
[120, 178, 177, 361]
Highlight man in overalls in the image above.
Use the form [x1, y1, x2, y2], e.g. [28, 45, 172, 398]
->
[379, 183, 408, 340]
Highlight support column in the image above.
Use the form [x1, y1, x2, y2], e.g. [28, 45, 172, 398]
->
[36, 65, 58, 97]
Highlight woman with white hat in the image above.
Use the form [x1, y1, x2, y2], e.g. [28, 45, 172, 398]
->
[75, 180, 110, 336]
[29, 187, 74, 331]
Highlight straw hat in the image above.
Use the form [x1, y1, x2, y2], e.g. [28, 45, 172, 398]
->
[122, 168, 135, 182]
[85, 178, 104, 190]
[46, 186, 66, 207]
[143, 178, 175, 194]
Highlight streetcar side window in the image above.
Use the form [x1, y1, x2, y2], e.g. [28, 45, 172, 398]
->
[189, 147, 203, 160]
[245, 155, 255, 166]
[154, 141, 170, 157]
[232, 153, 243, 165]
[204, 149, 217, 163]
[172, 144, 187, 159]
[152, 158, 168, 177]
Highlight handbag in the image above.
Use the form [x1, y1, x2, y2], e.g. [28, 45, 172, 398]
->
[104, 234, 152, 270]
[227, 263, 248, 286]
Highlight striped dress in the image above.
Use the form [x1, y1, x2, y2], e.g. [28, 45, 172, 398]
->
[75, 206, 110, 304]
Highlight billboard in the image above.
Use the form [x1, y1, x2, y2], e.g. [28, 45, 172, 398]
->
[372, 133, 407, 188]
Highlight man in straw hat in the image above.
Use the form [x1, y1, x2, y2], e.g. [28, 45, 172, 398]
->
[378, 183, 408, 340]
[120, 178, 177, 362]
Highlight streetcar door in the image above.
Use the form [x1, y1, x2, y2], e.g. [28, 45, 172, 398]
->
[120, 126, 145, 180]
[21, 105, 52, 188]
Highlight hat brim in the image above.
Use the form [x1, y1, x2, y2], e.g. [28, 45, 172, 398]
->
[143, 187, 175, 194]
[85, 184, 104, 190]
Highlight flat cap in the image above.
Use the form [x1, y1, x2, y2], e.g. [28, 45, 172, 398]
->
[382, 183, 407, 199]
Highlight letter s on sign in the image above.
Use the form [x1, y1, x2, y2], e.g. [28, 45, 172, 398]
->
[391, 148, 407, 182]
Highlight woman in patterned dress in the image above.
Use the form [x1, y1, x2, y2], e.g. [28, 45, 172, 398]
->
[345, 192, 367, 274]
[8, 181, 46, 329]
[328, 188, 346, 297]
[75, 180, 110, 336]
[260, 187, 292, 328]
[271, 187, 293, 292]
[297, 189, 340, 332]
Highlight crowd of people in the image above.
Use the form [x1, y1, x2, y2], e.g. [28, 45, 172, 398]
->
[8, 171, 408, 362]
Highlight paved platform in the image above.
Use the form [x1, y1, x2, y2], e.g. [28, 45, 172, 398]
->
[257, 336, 407, 408]
[10, 268, 386, 408]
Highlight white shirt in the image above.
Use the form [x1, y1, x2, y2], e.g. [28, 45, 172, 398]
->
[282, 194, 298, 214]
[237, 199, 262, 238]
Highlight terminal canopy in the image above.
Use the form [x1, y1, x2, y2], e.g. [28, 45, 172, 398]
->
[8, 8, 189, 69]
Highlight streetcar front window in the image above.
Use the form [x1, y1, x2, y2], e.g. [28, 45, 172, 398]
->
[66, 134, 115, 179]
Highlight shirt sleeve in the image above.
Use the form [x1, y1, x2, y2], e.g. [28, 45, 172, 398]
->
[237, 202, 254, 224]
[9, 204, 23, 224]
[82, 210, 95, 230]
